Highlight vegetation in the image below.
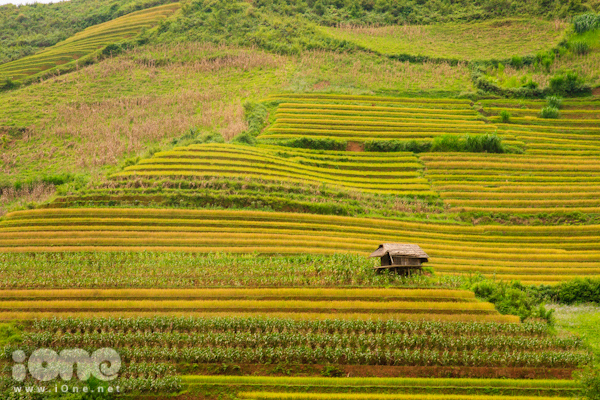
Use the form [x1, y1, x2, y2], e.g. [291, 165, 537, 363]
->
[0, 3, 180, 86]
[2, 2, 600, 399]
[320, 19, 567, 62]
[0, 0, 178, 65]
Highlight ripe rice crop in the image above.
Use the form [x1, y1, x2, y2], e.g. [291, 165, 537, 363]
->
[0, 3, 180, 83]
[260, 95, 493, 143]
[0, 288, 477, 302]
[113, 143, 432, 195]
[481, 100, 600, 156]
[182, 375, 577, 389]
[3, 208, 600, 283]
[422, 153, 600, 214]
[0, 299, 499, 314]
[237, 393, 571, 400]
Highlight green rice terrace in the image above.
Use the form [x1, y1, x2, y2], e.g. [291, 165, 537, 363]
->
[1, 0, 600, 399]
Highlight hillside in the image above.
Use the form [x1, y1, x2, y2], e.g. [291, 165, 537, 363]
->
[1, 1, 600, 399]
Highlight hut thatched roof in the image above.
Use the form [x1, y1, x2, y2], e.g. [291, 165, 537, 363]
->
[369, 243, 428, 259]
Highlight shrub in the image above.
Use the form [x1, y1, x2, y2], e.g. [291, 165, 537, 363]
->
[571, 40, 590, 55]
[1, 77, 19, 90]
[465, 133, 504, 153]
[431, 134, 463, 152]
[200, 131, 225, 144]
[364, 139, 431, 153]
[549, 70, 591, 96]
[575, 367, 600, 400]
[555, 278, 600, 304]
[573, 12, 600, 34]
[277, 137, 346, 151]
[471, 280, 553, 323]
[546, 95, 563, 109]
[540, 106, 560, 118]
[510, 55, 523, 68]
[233, 132, 257, 145]
[243, 101, 269, 136]
[499, 110, 511, 123]
[431, 133, 504, 153]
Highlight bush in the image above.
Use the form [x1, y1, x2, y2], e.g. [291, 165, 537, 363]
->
[549, 70, 592, 96]
[546, 95, 563, 109]
[573, 12, 600, 34]
[200, 131, 225, 144]
[1, 77, 19, 90]
[243, 101, 269, 136]
[499, 110, 511, 123]
[540, 106, 560, 118]
[471, 280, 554, 323]
[431, 133, 504, 153]
[510, 55, 523, 68]
[364, 139, 431, 153]
[571, 40, 591, 55]
[233, 132, 257, 145]
[555, 278, 600, 304]
[276, 137, 346, 151]
[465, 133, 504, 153]
[575, 367, 600, 400]
[431, 134, 463, 152]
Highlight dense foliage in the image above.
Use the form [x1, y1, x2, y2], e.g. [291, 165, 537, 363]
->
[254, 0, 599, 26]
[0, 0, 176, 65]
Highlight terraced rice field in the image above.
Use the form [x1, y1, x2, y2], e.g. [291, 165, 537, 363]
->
[482, 98, 600, 156]
[0, 3, 180, 83]
[2, 208, 600, 284]
[421, 153, 600, 214]
[258, 94, 519, 145]
[0, 288, 512, 322]
[12, 316, 587, 370]
[113, 144, 434, 195]
[183, 375, 579, 397]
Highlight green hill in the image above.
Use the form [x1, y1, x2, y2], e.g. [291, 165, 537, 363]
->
[1, 1, 600, 399]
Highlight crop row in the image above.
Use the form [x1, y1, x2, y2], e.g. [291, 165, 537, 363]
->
[422, 153, 600, 212]
[182, 375, 578, 398]
[21, 331, 580, 351]
[158, 145, 421, 166]
[5, 229, 600, 255]
[113, 144, 431, 194]
[275, 110, 478, 121]
[0, 288, 476, 301]
[267, 94, 472, 106]
[4, 345, 587, 368]
[182, 375, 578, 390]
[7, 208, 600, 236]
[3, 230, 600, 259]
[0, 311, 516, 323]
[272, 118, 488, 128]
[32, 317, 547, 336]
[237, 393, 570, 400]
[3, 219, 600, 251]
[0, 299, 499, 314]
[262, 128, 495, 138]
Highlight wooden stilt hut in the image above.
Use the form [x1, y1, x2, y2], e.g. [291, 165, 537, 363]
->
[369, 243, 429, 275]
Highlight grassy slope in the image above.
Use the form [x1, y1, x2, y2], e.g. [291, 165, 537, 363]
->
[320, 19, 567, 61]
[485, 29, 600, 89]
[0, 45, 471, 188]
[551, 304, 600, 361]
